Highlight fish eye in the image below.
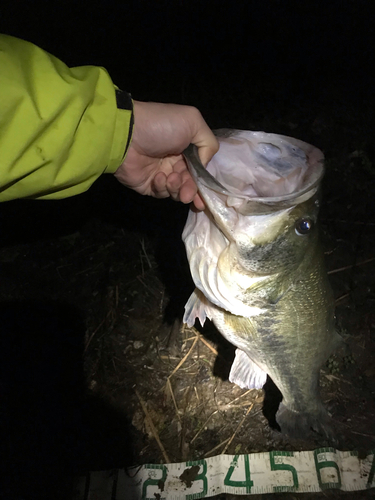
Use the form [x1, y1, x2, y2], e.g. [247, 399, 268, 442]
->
[295, 218, 314, 235]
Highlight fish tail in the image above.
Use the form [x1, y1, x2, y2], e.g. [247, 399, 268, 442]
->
[276, 402, 337, 444]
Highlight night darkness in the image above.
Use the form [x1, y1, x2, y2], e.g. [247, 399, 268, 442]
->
[0, 1, 373, 241]
[1, 1, 373, 107]
[1, 1, 375, 499]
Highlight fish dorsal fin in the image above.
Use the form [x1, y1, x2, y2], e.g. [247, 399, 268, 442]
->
[229, 349, 267, 389]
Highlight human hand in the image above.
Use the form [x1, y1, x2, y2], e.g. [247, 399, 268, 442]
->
[114, 100, 219, 210]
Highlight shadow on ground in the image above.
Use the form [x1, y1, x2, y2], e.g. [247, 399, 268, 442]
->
[0, 301, 136, 500]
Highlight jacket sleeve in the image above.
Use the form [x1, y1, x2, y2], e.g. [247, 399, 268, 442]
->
[0, 34, 133, 201]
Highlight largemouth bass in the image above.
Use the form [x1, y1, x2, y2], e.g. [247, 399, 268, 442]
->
[182, 130, 341, 440]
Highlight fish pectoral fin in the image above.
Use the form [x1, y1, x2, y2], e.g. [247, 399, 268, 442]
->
[229, 349, 267, 389]
[183, 288, 211, 328]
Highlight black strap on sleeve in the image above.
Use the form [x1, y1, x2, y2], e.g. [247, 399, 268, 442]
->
[115, 89, 133, 111]
[115, 89, 134, 157]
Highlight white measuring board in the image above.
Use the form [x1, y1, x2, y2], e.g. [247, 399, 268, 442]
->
[74, 448, 375, 499]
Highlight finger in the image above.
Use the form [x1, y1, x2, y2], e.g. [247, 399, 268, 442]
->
[178, 177, 199, 204]
[169, 155, 203, 205]
[152, 171, 170, 198]
[188, 109, 220, 166]
[192, 192, 206, 211]
[197, 142, 220, 167]
[165, 172, 183, 201]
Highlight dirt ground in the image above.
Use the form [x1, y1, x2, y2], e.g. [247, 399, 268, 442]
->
[1, 75, 374, 499]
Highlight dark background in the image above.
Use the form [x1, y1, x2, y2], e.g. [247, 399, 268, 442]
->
[2, 0, 373, 95]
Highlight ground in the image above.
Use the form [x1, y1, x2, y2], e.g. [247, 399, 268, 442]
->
[0, 75, 374, 500]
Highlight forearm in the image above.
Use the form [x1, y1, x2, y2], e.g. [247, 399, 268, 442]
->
[0, 34, 133, 202]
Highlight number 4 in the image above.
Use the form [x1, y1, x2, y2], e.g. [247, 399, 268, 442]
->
[224, 454, 253, 493]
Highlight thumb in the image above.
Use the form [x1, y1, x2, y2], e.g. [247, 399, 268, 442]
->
[188, 110, 219, 166]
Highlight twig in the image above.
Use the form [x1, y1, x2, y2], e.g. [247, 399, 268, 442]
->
[137, 275, 161, 299]
[191, 411, 218, 444]
[227, 390, 253, 406]
[328, 257, 375, 275]
[196, 332, 219, 356]
[75, 262, 102, 276]
[140, 238, 152, 269]
[335, 292, 350, 304]
[184, 336, 200, 342]
[323, 373, 342, 382]
[194, 386, 199, 402]
[84, 318, 105, 353]
[180, 385, 193, 459]
[166, 378, 182, 424]
[135, 389, 170, 463]
[218, 403, 256, 410]
[204, 437, 231, 458]
[350, 430, 375, 438]
[221, 403, 254, 455]
[183, 330, 218, 356]
[168, 335, 199, 379]
[159, 289, 165, 313]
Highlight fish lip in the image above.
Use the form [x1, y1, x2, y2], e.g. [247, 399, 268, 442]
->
[183, 142, 325, 207]
[183, 143, 232, 197]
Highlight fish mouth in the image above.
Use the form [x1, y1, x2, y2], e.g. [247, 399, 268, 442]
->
[183, 135, 324, 215]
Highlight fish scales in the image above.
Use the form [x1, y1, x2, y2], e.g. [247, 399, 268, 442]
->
[182, 130, 341, 441]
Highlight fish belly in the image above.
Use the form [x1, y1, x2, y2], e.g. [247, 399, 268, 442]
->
[209, 295, 341, 441]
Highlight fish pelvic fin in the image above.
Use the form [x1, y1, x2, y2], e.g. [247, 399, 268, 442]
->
[183, 288, 211, 328]
[276, 402, 337, 444]
[229, 349, 267, 389]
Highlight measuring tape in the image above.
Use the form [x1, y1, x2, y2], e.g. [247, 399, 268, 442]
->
[75, 448, 374, 499]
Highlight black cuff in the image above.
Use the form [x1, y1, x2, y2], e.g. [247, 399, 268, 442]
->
[115, 89, 134, 157]
[115, 89, 133, 111]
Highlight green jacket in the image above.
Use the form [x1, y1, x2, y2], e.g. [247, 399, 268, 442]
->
[0, 34, 133, 201]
